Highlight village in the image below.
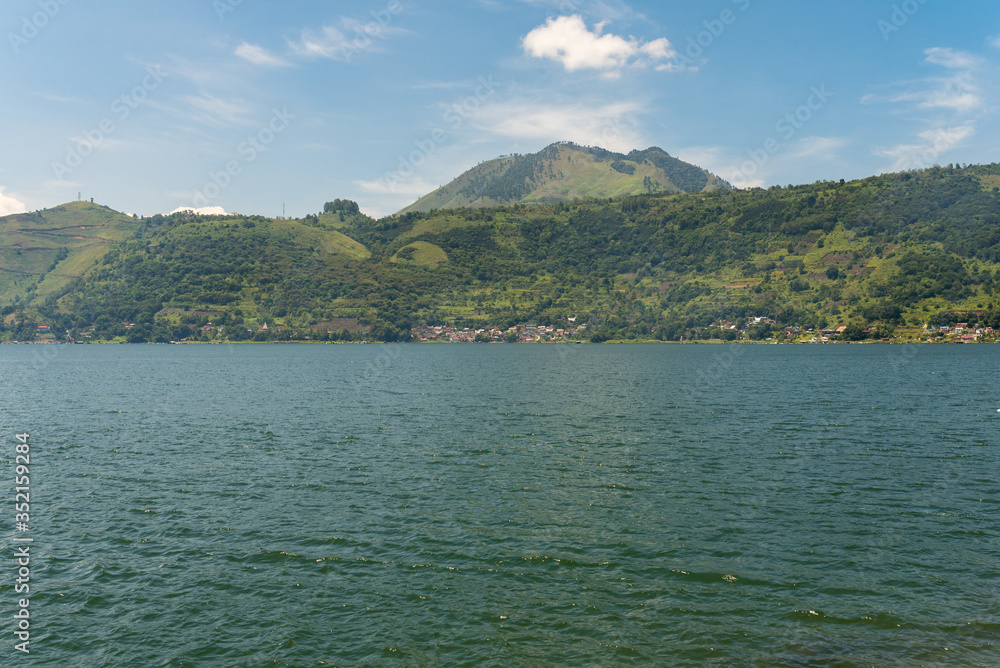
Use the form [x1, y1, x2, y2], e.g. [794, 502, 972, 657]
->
[711, 317, 996, 343]
[4, 316, 998, 344]
[411, 320, 589, 343]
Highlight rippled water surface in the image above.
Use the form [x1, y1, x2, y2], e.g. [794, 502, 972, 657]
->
[1, 343, 999, 666]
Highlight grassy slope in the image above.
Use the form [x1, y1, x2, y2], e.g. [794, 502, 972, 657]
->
[980, 175, 1000, 191]
[398, 143, 721, 214]
[390, 241, 448, 268]
[0, 202, 142, 304]
[518, 145, 676, 202]
[280, 219, 370, 260]
[401, 157, 518, 212]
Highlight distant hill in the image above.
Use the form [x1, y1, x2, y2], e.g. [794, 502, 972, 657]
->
[0, 201, 142, 307]
[5, 164, 1000, 344]
[0, 202, 373, 330]
[398, 142, 732, 214]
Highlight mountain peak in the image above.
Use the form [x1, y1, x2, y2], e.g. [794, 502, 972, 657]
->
[397, 143, 731, 214]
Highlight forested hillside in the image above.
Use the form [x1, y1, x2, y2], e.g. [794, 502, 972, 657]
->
[398, 142, 732, 213]
[3, 163, 1000, 343]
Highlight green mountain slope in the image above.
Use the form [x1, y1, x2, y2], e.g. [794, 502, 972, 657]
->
[51, 212, 374, 339]
[0, 201, 143, 307]
[398, 142, 732, 214]
[5, 163, 1000, 343]
[362, 164, 1000, 340]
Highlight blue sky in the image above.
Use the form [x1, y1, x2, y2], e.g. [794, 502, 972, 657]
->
[2, 0, 999, 218]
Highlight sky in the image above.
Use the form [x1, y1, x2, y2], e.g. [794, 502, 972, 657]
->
[2, 0, 999, 218]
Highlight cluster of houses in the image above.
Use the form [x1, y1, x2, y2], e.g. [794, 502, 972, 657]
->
[716, 316, 777, 331]
[716, 318, 851, 342]
[927, 323, 994, 342]
[12, 315, 996, 344]
[805, 326, 851, 343]
[412, 320, 588, 342]
[714, 317, 997, 343]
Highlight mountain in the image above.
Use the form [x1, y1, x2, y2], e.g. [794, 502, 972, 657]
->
[4, 163, 1000, 343]
[397, 142, 732, 214]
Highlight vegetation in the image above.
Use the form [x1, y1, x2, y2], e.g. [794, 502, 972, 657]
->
[4, 163, 1000, 343]
[0, 201, 143, 307]
[398, 142, 732, 214]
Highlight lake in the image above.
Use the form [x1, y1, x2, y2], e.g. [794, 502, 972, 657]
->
[1, 343, 998, 666]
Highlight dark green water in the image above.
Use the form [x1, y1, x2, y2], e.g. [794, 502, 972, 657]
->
[1, 343, 998, 666]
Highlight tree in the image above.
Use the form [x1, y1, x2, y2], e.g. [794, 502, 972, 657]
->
[840, 323, 867, 341]
[323, 199, 360, 214]
[747, 323, 772, 340]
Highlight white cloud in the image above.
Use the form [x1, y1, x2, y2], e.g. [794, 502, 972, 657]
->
[641, 38, 675, 60]
[356, 177, 436, 196]
[522, 15, 677, 75]
[917, 89, 982, 113]
[675, 145, 765, 189]
[170, 206, 229, 216]
[730, 175, 766, 189]
[289, 16, 405, 61]
[0, 188, 27, 216]
[354, 177, 439, 218]
[518, 0, 641, 22]
[44, 179, 81, 189]
[924, 46, 978, 70]
[67, 135, 126, 153]
[290, 26, 353, 59]
[182, 93, 256, 127]
[876, 125, 975, 172]
[235, 43, 290, 67]
[33, 92, 84, 104]
[673, 146, 724, 170]
[992, 34, 1000, 48]
[865, 47, 985, 173]
[675, 137, 848, 190]
[784, 136, 848, 161]
[862, 47, 984, 113]
[672, 145, 751, 187]
[917, 48, 983, 111]
[472, 100, 644, 152]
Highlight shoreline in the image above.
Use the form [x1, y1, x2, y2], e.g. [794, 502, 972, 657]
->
[2, 338, 996, 346]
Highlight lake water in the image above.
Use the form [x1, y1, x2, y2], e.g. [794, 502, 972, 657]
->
[1, 343, 998, 666]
